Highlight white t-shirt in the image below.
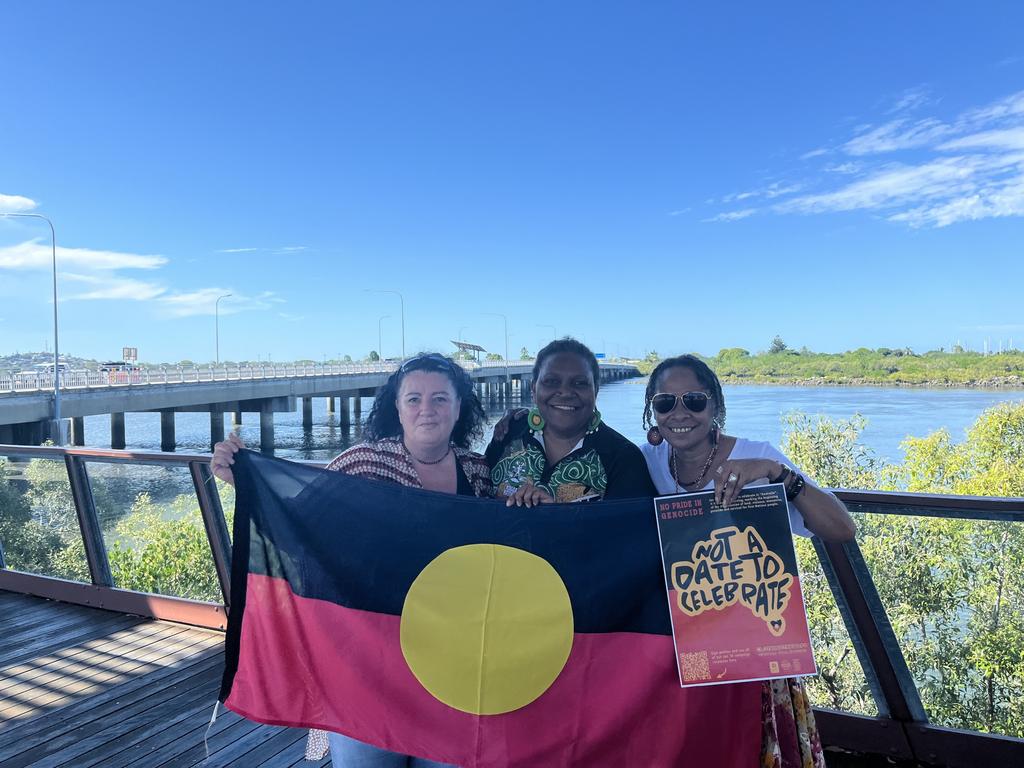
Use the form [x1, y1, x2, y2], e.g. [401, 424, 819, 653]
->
[641, 437, 813, 538]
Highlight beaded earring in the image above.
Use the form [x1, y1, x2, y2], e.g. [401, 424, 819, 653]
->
[586, 409, 603, 435]
[646, 426, 663, 446]
[527, 407, 545, 432]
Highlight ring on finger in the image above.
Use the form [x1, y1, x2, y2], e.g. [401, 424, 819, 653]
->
[727, 473, 739, 483]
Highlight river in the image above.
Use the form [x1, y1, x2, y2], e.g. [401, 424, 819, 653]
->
[79, 380, 1024, 465]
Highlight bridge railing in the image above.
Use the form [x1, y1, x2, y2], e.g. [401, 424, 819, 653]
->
[0, 359, 638, 394]
[3, 443, 1010, 765]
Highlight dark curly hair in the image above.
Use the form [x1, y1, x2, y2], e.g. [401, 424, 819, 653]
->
[642, 354, 726, 431]
[533, 337, 601, 394]
[364, 353, 486, 448]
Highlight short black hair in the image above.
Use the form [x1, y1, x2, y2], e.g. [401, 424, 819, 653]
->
[533, 337, 601, 394]
[643, 354, 726, 430]
[364, 353, 486, 448]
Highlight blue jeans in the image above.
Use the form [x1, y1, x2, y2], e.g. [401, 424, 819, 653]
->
[327, 732, 456, 767]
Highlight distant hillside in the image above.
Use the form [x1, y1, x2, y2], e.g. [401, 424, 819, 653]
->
[0, 352, 100, 376]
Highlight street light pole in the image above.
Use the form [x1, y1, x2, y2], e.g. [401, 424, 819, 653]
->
[1, 212, 62, 441]
[366, 289, 405, 359]
[483, 312, 510, 389]
[378, 314, 390, 360]
[215, 293, 232, 364]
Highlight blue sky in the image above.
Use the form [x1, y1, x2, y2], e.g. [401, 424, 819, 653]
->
[1, 2, 1022, 363]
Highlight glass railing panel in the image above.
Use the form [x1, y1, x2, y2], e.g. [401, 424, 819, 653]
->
[0, 454, 90, 581]
[858, 512, 1024, 738]
[84, 461, 224, 602]
[794, 534, 880, 716]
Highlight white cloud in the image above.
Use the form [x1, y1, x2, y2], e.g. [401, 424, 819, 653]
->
[706, 88, 1024, 229]
[825, 162, 861, 174]
[0, 194, 38, 213]
[777, 157, 984, 214]
[886, 87, 934, 115]
[667, 207, 691, 216]
[0, 239, 167, 271]
[938, 127, 1024, 152]
[157, 289, 282, 318]
[217, 247, 259, 253]
[800, 148, 829, 160]
[61, 272, 167, 301]
[843, 117, 953, 155]
[704, 209, 756, 223]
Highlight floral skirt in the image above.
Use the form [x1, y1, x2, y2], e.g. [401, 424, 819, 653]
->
[761, 678, 825, 768]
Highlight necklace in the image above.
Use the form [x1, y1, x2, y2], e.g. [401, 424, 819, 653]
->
[671, 433, 720, 492]
[405, 441, 452, 465]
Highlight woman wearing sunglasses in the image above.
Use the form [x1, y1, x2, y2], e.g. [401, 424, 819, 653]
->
[212, 351, 490, 766]
[641, 354, 854, 768]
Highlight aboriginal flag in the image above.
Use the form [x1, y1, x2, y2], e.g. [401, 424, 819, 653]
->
[220, 451, 761, 767]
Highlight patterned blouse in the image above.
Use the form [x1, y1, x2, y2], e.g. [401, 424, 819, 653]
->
[306, 436, 492, 761]
[485, 419, 655, 502]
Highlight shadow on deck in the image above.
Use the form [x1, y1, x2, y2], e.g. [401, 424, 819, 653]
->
[0, 590, 328, 767]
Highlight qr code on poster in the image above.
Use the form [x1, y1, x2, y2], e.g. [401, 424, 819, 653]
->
[680, 651, 710, 681]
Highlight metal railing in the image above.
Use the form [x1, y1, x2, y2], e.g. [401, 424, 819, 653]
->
[0, 444, 1018, 766]
[0, 360, 637, 394]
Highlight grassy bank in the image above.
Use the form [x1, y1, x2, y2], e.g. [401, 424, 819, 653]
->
[634, 348, 1024, 388]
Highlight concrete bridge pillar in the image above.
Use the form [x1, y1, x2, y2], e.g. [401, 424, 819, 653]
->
[71, 417, 85, 447]
[302, 397, 313, 430]
[233, 410, 242, 426]
[338, 396, 350, 427]
[260, 403, 275, 455]
[210, 411, 225, 448]
[327, 397, 335, 415]
[353, 396, 362, 421]
[111, 412, 126, 450]
[160, 410, 176, 452]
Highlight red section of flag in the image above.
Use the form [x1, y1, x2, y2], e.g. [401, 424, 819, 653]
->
[225, 574, 761, 767]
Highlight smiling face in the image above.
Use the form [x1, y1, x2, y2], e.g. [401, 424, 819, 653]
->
[396, 371, 461, 452]
[652, 365, 716, 452]
[532, 352, 597, 439]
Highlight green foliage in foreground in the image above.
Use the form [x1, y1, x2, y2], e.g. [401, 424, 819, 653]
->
[1, 405, 1022, 737]
[784, 403, 1024, 738]
[636, 348, 1024, 387]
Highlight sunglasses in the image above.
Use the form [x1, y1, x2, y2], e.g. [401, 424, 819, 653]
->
[399, 353, 457, 373]
[651, 391, 712, 415]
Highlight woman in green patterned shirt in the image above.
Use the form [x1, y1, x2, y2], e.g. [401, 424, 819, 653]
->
[485, 338, 655, 504]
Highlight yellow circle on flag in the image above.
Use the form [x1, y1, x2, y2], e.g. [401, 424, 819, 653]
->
[399, 543, 574, 715]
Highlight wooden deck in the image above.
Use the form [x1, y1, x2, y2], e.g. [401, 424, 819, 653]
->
[0, 590, 329, 767]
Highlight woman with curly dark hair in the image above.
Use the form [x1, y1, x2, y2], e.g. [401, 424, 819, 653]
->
[212, 352, 490, 765]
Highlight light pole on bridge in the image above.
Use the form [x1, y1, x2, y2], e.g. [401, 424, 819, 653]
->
[1, 211, 63, 442]
[483, 312, 510, 389]
[366, 289, 405, 359]
[378, 314, 390, 361]
[215, 293, 232, 365]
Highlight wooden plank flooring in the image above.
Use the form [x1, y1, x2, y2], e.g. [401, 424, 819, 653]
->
[0, 590, 329, 767]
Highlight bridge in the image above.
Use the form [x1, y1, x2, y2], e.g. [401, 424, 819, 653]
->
[0, 444, 1020, 766]
[0, 360, 641, 452]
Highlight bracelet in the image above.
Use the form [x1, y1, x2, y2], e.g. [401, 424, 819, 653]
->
[769, 464, 792, 485]
[785, 473, 806, 501]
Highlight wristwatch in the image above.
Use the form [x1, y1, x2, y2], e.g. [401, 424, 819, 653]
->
[770, 464, 792, 485]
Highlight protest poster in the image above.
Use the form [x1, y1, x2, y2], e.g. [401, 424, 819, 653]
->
[653, 484, 817, 688]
